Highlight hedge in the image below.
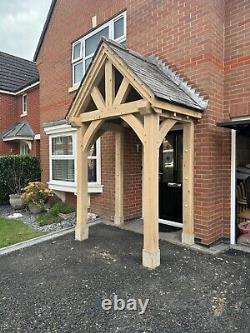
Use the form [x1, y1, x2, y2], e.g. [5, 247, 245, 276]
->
[0, 155, 41, 203]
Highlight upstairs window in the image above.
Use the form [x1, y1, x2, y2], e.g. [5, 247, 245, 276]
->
[22, 94, 27, 116]
[72, 11, 126, 86]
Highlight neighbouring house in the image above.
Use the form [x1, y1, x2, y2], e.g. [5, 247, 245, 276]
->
[1, 0, 248, 267]
[0, 52, 40, 156]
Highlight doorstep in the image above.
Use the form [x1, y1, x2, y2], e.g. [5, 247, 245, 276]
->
[230, 244, 250, 254]
[106, 219, 230, 255]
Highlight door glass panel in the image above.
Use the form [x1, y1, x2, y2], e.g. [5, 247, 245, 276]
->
[161, 136, 174, 184]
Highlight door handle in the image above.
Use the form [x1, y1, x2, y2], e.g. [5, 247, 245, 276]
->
[168, 182, 182, 188]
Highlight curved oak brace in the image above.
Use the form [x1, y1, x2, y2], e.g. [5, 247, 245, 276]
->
[82, 119, 104, 152]
[120, 114, 145, 144]
[158, 119, 177, 147]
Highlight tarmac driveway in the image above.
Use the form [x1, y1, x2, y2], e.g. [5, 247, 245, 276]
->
[0, 223, 249, 333]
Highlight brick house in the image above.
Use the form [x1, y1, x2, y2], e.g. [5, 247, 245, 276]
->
[0, 52, 40, 156]
[1, 0, 247, 266]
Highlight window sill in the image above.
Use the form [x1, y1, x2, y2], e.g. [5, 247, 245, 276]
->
[68, 84, 80, 93]
[48, 182, 103, 194]
[20, 113, 27, 118]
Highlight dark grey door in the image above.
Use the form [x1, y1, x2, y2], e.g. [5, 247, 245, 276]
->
[159, 130, 183, 222]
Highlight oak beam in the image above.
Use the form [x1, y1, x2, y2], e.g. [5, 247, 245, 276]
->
[142, 113, 160, 269]
[158, 119, 177, 147]
[79, 100, 148, 122]
[113, 78, 130, 105]
[152, 98, 202, 119]
[105, 61, 115, 107]
[82, 119, 103, 152]
[120, 114, 145, 144]
[182, 121, 195, 245]
[114, 130, 124, 225]
[91, 86, 106, 111]
[75, 125, 89, 241]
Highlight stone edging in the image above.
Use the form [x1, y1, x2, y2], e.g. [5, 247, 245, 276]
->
[0, 219, 101, 256]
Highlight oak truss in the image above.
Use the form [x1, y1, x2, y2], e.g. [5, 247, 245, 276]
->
[67, 44, 201, 269]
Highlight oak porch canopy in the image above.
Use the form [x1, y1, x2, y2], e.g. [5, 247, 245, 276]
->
[66, 38, 207, 269]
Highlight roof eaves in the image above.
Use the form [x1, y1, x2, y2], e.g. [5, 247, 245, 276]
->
[33, 0, 57, 61]
[147, 55, 208, 110]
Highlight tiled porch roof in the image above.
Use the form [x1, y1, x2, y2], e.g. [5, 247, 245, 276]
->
[103, 38, 207, 111]
[1, 122, 35, 141]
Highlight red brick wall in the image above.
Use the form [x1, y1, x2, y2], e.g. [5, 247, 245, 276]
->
[16, 87, 40, 135]
[0, 87, 40, 157]
[225, 0, 250, 118]
[221, 0, 250, 239]
[90, 132, 115, 219]
[36, 0, 249, 244]
[0, 93, 18, 155]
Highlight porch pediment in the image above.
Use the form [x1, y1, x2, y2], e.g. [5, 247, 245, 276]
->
[66, 38, 207, 126]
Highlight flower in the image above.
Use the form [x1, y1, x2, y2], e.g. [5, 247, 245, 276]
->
[21, 182, 54, 207]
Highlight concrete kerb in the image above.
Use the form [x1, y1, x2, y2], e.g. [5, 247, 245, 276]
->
[0, 219, 101, 256]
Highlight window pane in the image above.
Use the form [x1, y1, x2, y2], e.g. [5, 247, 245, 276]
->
[114, 16, 124, 39]
[89, 143, 96, 157]
[73, 61, 83, 84]
[52, 160, 74, 182]
[20, 142, 29, 156]
[85, 57, 92, 71]
[73, 42, 81, 60]
[52, 136, 73, 155]
[85, 27, 109, 56]
[23, 95, 27, 113]
[88, 159, 97, 182]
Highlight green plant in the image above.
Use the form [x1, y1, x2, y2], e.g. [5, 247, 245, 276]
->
[0, 218, 45, 248]
[50, 201, 75, 215]
[36, 201, 75, 226]
[22, 182, 54, 208]
[0, 155, 41, 203]
[36, 211, 61, 226]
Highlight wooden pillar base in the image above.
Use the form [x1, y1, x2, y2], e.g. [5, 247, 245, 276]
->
[114, 216, 124, 225]
[75, 224, 89, 241]
[142, 249, 160, 269]
[182, 232, 194, 245]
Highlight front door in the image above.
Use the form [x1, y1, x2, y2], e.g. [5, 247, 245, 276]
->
[159, 130, 183, 223]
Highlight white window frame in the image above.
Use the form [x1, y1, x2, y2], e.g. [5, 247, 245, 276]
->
[50, 133, 76, 187]
[71, 11, 127, 86]
[48, 128, 102, 193]
[21, 94, 27, 116]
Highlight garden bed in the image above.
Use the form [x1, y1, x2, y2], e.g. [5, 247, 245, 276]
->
[0, 204, 98, 234]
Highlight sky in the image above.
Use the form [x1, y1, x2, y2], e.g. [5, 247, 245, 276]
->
[0, 0, 52, 60]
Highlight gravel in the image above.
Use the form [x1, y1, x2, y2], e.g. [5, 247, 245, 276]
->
[0, 205, 98, 233]
[0, 223, 249, 333]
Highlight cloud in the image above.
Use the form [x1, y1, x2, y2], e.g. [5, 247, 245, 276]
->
[0, 0, 52, 60]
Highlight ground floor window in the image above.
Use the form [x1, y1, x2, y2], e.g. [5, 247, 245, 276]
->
[20, 142, 30, 156]
[49, 132, 101, 188]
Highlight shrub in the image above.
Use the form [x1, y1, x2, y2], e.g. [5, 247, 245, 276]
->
[36, 201, 75, 226]
[22, 182, 53, 208]
[50, 201, 75, 215]
[0, 155, 41, 203]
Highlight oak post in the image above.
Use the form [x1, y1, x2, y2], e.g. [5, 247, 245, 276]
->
[182, 121, 194, 244]
[75, 125, 89, 241]
[142, 113, 160, 268]
[114, 130, 124, 225]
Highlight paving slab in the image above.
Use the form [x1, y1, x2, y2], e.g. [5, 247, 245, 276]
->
[0, 223, 249, 333]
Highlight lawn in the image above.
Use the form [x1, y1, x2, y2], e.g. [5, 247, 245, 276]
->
[0, 217, 45, 248]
